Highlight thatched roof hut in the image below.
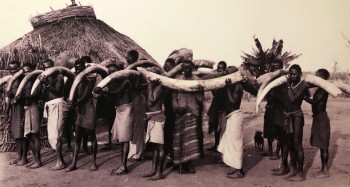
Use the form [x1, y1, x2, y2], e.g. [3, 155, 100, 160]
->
[0, 4, 155, 69]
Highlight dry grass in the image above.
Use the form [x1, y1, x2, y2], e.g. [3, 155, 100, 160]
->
[0, 6, 155, 69]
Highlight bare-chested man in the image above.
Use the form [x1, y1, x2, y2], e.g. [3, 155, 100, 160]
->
[65, 58, 98, 172]
[305, 69, 331, 178]
[38, 59, 68, 170]
[5, 61, 26, 166]
[279, 64, 310, 181]
[94, 63, 133, 175]
[14, 63, 43, 169]
[217, 76, 245, 179]
[143, 67, 166, 181]
[207, 61, 227, 152]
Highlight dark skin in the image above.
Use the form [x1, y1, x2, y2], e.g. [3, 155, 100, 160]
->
[94, 77, 132, 175]
[263, 62, 283, 157]
[103, 65, 119, 149]
[6, 64, 30, 166]
[39, 62, 68, 171]
[304, 72, 329, 178]
[278, 68, 309, 181]
[15, 66, 43, 169]
[208, 63, 227, 151]
[65, 66, 98, 172]
[142, 78, 165, 181]
[223, 78, 245, 179]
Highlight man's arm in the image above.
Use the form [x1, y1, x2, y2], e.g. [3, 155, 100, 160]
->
[287, 82, 308, 103]
[241, 78, 258, 96]
[226, 83, 241, 104]
[305, 88, 327, 105]
[148, 82, 163, 106]
[43, 76, 64, 97]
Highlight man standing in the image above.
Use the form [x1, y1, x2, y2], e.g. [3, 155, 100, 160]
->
[262, 60, 284, 159]
[38, 59, 68, 170]
[65, 58, 98, 172]
[172, 60, 203, 174]
[280, 64, 310, 181]
[5, 61, 26, 166]
[207, 61, 227, 152]
[94, 63, 133, 175]
[217, 76, 245, 179]
[126, 50, 147, 161]
[305, 69, 331, 178]
[14, 63, 42, 169]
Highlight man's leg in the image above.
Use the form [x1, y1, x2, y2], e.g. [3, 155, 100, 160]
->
[272, 134, 290, 176]
[285, 117, 304, 181]
[313, 148, 329, 178]
[89, 131, 98, 171]
[270, 140, 281, 160]
[143, 143, 157, 177]
[149, 144, 165, 181]
[51, 139, 66, 170]
[65, 126, 83, 172]
[10, 139, 23, 165]
[28, 133, 42, 169]
[111, 141, 129, 175]
[16, 138, 29, 166]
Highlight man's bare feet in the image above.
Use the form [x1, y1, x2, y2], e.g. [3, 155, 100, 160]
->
[28, 162, 43, 169]
[226, 171, 244, 179]
[110, 166, 128, 175]
[51, 162, 66, 171]
[90, 164, 98, 171]
[15, 159, 29, 166]
[272, 168, 290, 176]
[25, 161, 35, 168]
[9, 158, 21, 165]
[143, 171, 156, 177]
[148, 173, 164, 181]
[286, 173, 304, 181]
[311, 170, 329, 178]
[283, 170, 298, 179]
[65, 164, 77, 172]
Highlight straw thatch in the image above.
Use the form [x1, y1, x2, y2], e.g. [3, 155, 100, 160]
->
[0, 5, 155, 69]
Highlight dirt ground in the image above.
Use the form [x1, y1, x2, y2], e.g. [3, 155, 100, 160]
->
[0, 98, 349, 187]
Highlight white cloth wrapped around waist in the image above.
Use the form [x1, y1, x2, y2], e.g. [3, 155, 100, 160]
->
[217, 110, 243, 169]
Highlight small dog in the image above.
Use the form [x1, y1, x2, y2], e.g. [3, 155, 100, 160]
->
[254, 131, 264, 151]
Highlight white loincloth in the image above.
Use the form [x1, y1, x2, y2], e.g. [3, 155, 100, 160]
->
[217, 110, 243, 169]
[44, 98, 69, 150]
[144, 110, 165, 144]
[111, 103, 133, 142]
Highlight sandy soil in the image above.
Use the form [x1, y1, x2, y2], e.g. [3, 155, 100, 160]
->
[0, 98, 349, 187]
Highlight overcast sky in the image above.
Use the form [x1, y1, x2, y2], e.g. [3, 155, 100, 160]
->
[1, 0, 350, 72]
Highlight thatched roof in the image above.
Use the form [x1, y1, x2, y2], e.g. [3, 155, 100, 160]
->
[0, 5, 155, 69]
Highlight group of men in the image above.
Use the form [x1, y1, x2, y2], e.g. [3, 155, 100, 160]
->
[2, 49, 332, 182]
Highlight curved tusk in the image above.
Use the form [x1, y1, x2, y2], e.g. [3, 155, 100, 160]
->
[256, 70, 287, 101]
[96, 69, 140, 89]
[31, 66, 75, 95]
[304, 74, 342, 97]
[16, 70, 43, 98]
[68, 64, 109, 101]
[126, 60, 165, 75]
[0, 75, 12, 86]
[256, 76, 288, 113]
[137, 67, 243, 92]
[330, 80, 350, 95]
[6, 70, 24, 93]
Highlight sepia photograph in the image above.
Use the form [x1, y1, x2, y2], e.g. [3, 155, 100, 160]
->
[0, 0, 349, 186]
